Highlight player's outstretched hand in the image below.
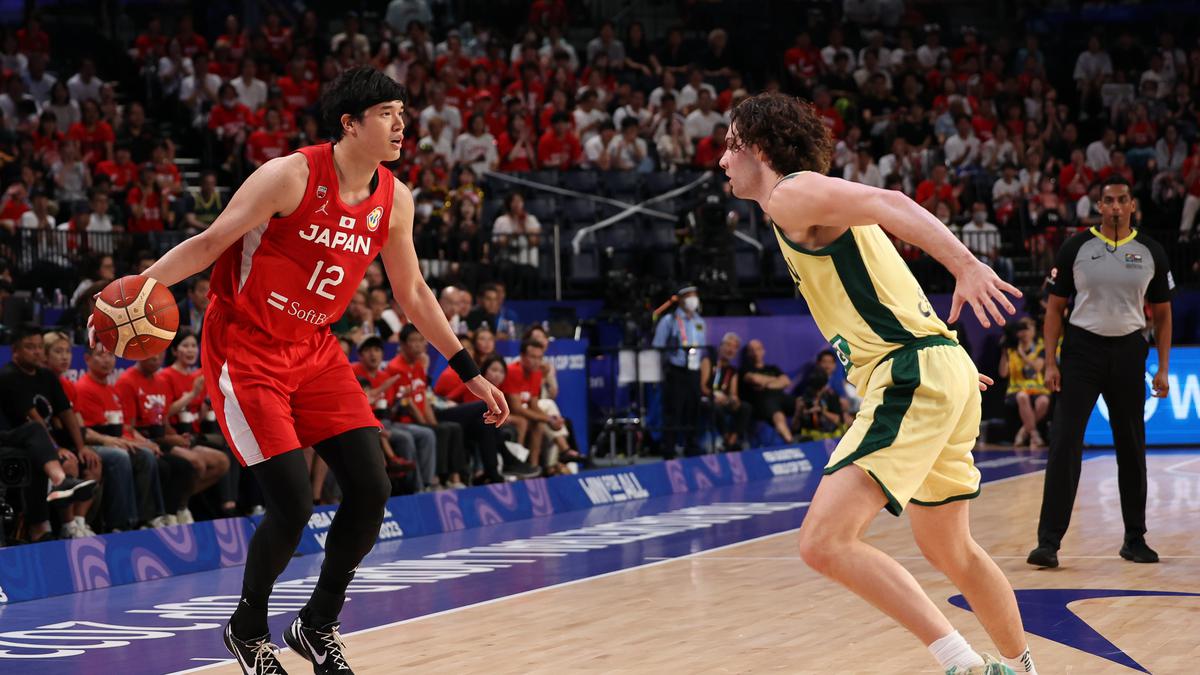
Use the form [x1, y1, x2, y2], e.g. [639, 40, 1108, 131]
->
[466, 375, 510, 427]
[949, 260, 1022, 328]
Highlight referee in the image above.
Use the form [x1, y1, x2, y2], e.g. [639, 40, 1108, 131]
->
[1028, 176, 1174, 569]
[652, 285, 708, 459]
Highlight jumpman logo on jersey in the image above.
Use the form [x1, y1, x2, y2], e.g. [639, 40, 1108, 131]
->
[314, 200, 330, 216]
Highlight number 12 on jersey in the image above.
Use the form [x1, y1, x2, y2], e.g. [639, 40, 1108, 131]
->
[306, 260, 345, 300]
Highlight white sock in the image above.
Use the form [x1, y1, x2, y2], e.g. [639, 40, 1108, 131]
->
[73, 516, 86, 527]
[929, 631, 985, 670]
[1002, 649, 1037, 674]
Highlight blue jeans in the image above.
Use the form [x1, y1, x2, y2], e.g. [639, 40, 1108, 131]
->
[93, 446, 137, 531]
[130, 446, 165, 522]
[387, 422, 437, 489]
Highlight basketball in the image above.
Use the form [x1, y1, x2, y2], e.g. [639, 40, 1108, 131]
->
[92, 275, 179, 360]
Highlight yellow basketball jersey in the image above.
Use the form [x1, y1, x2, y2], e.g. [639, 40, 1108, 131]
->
[773, 219, 956, 389]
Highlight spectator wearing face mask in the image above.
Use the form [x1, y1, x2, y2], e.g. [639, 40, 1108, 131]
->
[652, 285, 707, 458]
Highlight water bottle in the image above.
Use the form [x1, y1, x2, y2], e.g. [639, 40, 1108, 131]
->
[33, 287, 45, 323]
[54, 288, 65, 309]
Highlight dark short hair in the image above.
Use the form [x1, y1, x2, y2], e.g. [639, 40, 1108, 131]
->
[321, 66, 407, 141]
[400, 323, 422, 342]
[1102, 174, 1132, 190]
[729, 92, 833, 175]
[619, 117, 639, 131]
[11, 324, 44, 346]
[479, 354, 507, 378]
[520, 338, 545, 355]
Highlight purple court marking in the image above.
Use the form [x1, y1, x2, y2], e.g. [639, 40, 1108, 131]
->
[0, 450, 1173, 673]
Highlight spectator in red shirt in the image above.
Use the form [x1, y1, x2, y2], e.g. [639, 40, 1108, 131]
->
[67, 99, 115, 166]
[17, 15, 50, 54]
[785, 32, 823, 91]
[504, 62, 546, 113]
[694, 122, 729, 169]
[260, 11, 293, 66]
[126, 165, 166, 233]
[435, 354, 508, 403]
[1098, 150, 1134, 183]
[278, 57, 319, 114]
[95, 145, 139, 195]
[498, 114, 538, 172]
[246, 109, 290, 169]
[351, 336, 436, 490]
[537, 111, 582, 170]
[175, 15, 208, 59]
[131, 15, 168, 64]
[150, 143, 182, 196]
[812, 87, 845, 139]
[209, 83, 254, 167]
[915, 164, 961, 215]
[501, 339, 562, 471]
[1057, 149, 1094, 202]
[116, 352, 229, 524]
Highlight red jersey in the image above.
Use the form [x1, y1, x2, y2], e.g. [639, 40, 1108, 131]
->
[433, 367, 473, 403]
[95, 159, 138, 192]
[497, 132, 535, 172]
[74, 372, 126, 432]
[59, 375, 77, 407]
[208, 103, 255, 136]
[278, 76, 319, 112]
[159, 366, 204, 431]
[915, 179, 954, 205]
[352, 362, 399, 415]
[1183, 156, 1200, 197]
[385, 354, 430, 423]
[209, 143, 393, 342]
[127, 185, 165, 233]
[116, 367, 171, 429]
[67, 121, 115, 165]
[501, 361, 543, 408]
[537, 129, 581, 170]
[694, 137, 725, 169]
[247, 129, 290, 165]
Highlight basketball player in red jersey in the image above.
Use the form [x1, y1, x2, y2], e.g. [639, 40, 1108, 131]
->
[92, 68, 508, 674]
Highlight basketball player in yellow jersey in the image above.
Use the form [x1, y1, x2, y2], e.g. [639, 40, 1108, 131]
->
[719, 92, 1037, 675]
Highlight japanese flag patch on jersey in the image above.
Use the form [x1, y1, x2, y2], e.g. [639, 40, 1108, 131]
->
[367, 206, 384, 232]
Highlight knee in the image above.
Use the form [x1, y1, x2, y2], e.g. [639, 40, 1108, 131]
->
[1015, 391, 1030, 404]
[353, 471, 392, 518]
[211, 450, 231, 474]
[797, 525, 841, 575]
[920, 540, 980, 577]
[275, 495, 315, 534]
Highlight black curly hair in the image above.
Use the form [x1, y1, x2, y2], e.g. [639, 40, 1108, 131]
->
[729, 92, 834, 175]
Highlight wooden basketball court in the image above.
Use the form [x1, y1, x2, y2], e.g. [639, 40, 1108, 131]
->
[211, 452, 1199, 674]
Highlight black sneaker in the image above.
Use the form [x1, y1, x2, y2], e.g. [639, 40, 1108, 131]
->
[1120, 539, 1159, 563]
[283, 616, 353, 673]
[1026, 546, 1059, 568]
[223, 623, 288, 674]
[47, 477, 96, 504]
[501, 461, 542, 479]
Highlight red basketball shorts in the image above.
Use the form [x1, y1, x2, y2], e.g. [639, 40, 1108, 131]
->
[202, 302, 380, 466]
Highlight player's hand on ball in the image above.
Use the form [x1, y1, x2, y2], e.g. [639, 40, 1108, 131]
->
[949, 260, 1022, 328]
[466, 375, 510, 427]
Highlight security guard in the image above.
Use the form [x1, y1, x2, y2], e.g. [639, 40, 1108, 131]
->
[1029, 176, 1174, 569]
[653, 285, 708, 458]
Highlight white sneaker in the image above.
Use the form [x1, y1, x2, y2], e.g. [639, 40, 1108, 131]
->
[74, 516, 96, 537]
[176, 508, 195, 525]
[61, 521, 83, 538]
[249, 505, 265, 516]
[1013, 428, 1029, 447]
[148, 515, 172, 528]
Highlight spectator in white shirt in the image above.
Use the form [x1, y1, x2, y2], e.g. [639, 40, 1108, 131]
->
[1074, 181, 1103, 228]
[684, 89, 724, 144]
[67, 58, 103, 103]
[607, 117, 652, 172]
[944, 116, 981, 173]
[492, 193, 542, 269]
[820, 26, 856, 69]
[179, 53, 222, 128]
[878, 136, 918, 194]
[583, 121, 617, 170]
[23, 53, 57, 105]
[613, 90, 652, 136]
[540, 25, 579, 72]
[1073, 35, 1113, 90]
[843, 145, 883, 188]
[45, 82, 80, 133]
[231, 59, 267, 112]
[1156, 123, 1187, 174]
[916, 26, 946, 69]
[453, 114, 499, 177]
[960, 201, 1012, 281]
[649, 71, 680, 111]
[330, 11, 371, 56]
[420, 84, 463, 136]
[419, 115, 454, 164]
[678, 69, 717, 112]
[51, 140, 91, 213]
[1085, 127, 1116, 171]
[980, 124, 1017, 172]
[572, 89, 609, 146]
[18, 191, 56, 230]
[586, 21, 625, 66]
[992, 163, 1023, 205]
[656, 117, 693, 171]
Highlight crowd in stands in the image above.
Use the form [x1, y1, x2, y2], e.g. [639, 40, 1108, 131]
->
[1, 2, 1198, 544]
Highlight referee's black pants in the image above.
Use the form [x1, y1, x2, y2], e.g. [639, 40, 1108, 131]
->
[663, 364, 702, 458]
[1037, 326, 1149, 550]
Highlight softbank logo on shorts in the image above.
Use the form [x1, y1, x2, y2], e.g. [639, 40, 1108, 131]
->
[578, 473, 650, 505]
[761, 447, 814, 476]
[266, 290, 329, 326]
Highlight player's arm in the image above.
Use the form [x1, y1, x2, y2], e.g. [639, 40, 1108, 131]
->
[142, 154, 307, 288]
[769, 172, 1020, 327]
[381, 178, 509, 426]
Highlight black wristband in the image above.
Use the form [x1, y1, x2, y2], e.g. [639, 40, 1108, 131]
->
[449, 348, 481, 381]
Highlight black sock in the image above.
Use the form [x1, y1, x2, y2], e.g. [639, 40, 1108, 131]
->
[230, 584, 270, 639]
[300, 585, 346, 629]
